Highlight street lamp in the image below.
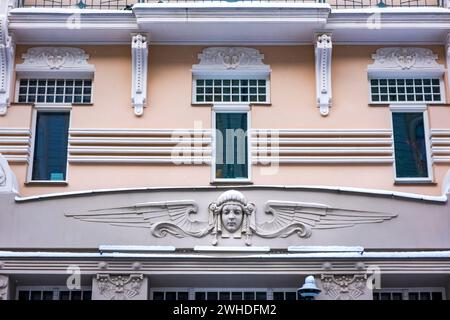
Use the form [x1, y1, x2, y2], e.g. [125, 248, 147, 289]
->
[297, 275, 321, 300]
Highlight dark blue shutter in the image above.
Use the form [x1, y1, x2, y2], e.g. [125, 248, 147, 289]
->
[392, 112, 428, 178]
[215, 113, 248, 179]
[32, 112, 70, 181]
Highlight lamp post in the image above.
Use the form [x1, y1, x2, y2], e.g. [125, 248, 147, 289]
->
[297, 275, 321, 300]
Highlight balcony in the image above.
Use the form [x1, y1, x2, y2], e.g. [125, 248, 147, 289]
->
[15, 0, 446, 10]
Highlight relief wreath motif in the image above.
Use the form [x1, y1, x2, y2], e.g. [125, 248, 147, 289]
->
[65, 190, 397, 246]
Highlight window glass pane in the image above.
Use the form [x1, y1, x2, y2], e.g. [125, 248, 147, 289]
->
[285, 292, 297, 300]
[243, 292, 255, 300]
[195, 292, 206, 300]
[83, 291, 92, 300]
[219, 292, 230, 300]
[273, 292, 284, 301]
[392, 112, 428, 178]
[32, 112, 70, 181]
[255, 292, 267, 300]
[30, 291, 42, 300]
[207, 292, 218, 300]
[431, 292, 442, 300]
[177, 292, 189, 300]
[231, 292, 242, 300]
[215, 113, 248, 179]
[153, 292, 165, 300]
[370, 78, 441, 103]
[194, 79, 267, 103]
[18, 291, 29, 300]
[59, 291, 70, 300]
[165, 292, 177, 300]
[17, 79, 92, 104]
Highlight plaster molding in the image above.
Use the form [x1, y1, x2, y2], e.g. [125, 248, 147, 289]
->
[131, 34, 148, 116]
[319, 274, 369, 300]
[192, 47, 270, 77]
[66, 190, 397, 246]
[15, 47, 95, 78]
[93, 274, 147, 300]
[0, 154, 18, 194]
[314, 33, 332, 116]
[0, 275, 8, 300]
[0, 15, 14, 116]
[368, 47, 445, 78]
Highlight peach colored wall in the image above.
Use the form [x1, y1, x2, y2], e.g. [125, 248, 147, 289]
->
[2, 45, 450, 197]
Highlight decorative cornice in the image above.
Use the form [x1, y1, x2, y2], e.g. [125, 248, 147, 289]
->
[314, 33, 332, 116]
[0, 15, 14, 116]
[15, 47, 95, 78]
[320, 274, 369, 300]
[192, 47, 270, 77]
[131, 34, 148, 116]
[94, 274, 145, 300]
[368, 47, 445, 77]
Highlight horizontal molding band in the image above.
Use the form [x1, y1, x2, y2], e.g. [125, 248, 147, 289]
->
[68, 137, 212, 145]
[252, 129, 392, 136]
[253, 138, 392, 145]
[0, 137, 30, 144]
[2, 155, 29, 163]
[69, 128, 211, 136]
[252, 147, 393, 155]
[68, 156, 211, 164]
[254, 156, 394, 164]
[0, 128, 31, 135]
[68, 146, 211, 155]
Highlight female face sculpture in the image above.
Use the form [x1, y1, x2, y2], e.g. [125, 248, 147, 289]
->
[220, 203, 244, 233]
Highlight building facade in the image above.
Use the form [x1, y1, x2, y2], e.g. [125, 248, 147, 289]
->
[1, 0, 450, 300]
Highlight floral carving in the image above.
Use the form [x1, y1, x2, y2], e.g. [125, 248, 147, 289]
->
[0, 275, 8, 300]
[370, 47, 442, 70]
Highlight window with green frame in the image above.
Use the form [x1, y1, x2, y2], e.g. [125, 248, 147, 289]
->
[392, 112, 429, 179]
[215, 112, 248, 180]
[31, 111, 70, 181]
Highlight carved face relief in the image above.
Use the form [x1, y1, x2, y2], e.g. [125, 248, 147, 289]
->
[221, 203, 244, 233]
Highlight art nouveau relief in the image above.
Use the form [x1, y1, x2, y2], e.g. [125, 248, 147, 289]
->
[92, 274, 147, 300]
[369, 47, 443, 71]
[319, 274, 371, 300]
[66, 190, 397, 246]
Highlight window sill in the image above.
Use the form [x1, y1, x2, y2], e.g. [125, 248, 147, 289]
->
[210, 180, 253, 186]
[394, 180, 436, 186]
[25, 181, 68, 186]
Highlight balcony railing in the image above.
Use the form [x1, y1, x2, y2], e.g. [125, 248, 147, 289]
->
[15, 0, 445, 10]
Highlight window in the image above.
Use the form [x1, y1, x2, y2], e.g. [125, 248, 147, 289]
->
[370, 78, 443, 104]
[373, 288, 445, 301]
[194, 290, 267, 301]
[30, 110, 70, 182]
[17, 287, 91, 300]
[391, 108, 432, 181]
[194, 79, 268, 104]
[152, 291, 189, 301]
[17, 79, 92, 104]
[213, 107, 250, 181]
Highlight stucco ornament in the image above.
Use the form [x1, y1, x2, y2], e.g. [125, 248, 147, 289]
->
[95, 274, 144, 300]
[0, 275, 8, 300]
[369, 47, 442, 70]
[66, 190, 397, 246]
[0, 14, 15, 116]
[19, 47, 91, 70]
[320, 274, 368, 300]
[198, 47, 265, 70]
[208, 190, 256, 245]
[0, 165, 5, 186]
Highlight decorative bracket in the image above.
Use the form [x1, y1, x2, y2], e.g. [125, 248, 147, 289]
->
[0, 15, 14, 116]
[314, 33, 332, 117]
[131, 34, 148, 117]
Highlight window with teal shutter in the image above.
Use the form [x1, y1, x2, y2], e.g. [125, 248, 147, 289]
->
[215, 113, 248, 179]
[392, 112, 429, 179]
[32, 112, 70, 181]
